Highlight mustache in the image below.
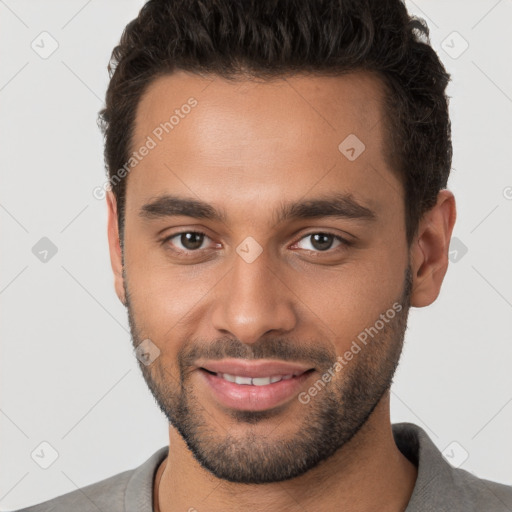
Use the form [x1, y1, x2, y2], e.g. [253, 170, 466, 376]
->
[179, 336, 336, 371]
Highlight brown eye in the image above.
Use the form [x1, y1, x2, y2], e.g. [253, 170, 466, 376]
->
[310, 233, 335, 251]
[179, 232, 205, 250]
[295, 232, 349, 253]
[163, 231, 210, 252]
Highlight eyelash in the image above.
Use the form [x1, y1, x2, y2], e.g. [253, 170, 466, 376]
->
[160, 230, 352, 257]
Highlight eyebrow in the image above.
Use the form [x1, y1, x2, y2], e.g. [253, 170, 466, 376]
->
[139, 193, 377, 225]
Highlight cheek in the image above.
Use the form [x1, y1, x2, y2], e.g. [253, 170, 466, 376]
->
[124, 239, 221, 338]
[288, 250, 407, 349]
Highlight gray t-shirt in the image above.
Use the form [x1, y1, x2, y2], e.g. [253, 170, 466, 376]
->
[12, 422, 512, 511]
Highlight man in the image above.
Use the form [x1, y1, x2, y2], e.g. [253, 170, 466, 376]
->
[14, 0, 512, 511]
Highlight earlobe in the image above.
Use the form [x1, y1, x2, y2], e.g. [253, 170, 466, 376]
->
[410, 189, 457, 308]
[106, 190, 127, 306]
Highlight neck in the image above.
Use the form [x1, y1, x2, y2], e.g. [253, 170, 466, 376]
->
[155, 393, 417, 512]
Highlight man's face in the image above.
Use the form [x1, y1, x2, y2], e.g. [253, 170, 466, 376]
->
[117, 70, 412, 483]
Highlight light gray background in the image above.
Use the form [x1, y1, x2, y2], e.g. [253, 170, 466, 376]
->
[1, 0, 511, 510]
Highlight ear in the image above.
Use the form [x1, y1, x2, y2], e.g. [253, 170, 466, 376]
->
[410, 189, 457, 307]
[106, 190, 126, 306]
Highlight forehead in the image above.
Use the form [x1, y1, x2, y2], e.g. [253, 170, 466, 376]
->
[126, 69, 401, 221]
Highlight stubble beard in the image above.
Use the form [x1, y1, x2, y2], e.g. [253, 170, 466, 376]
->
[124, 265, 412, 483]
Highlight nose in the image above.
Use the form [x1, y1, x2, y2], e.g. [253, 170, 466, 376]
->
[210, 248, 298, 344]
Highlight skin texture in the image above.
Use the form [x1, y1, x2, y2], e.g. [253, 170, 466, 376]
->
[106, 70, 456, 511]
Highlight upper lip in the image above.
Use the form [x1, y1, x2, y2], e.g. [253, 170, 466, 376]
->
[198, 359, 314, 378]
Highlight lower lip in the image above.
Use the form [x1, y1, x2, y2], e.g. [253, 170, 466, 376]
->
[199, 369, 314, 412]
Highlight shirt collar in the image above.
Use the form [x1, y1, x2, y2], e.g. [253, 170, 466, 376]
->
[393, 422, 457, 511]
[125, 445, 168, 512]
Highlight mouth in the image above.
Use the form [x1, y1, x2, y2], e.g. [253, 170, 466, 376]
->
[196, 360, 316, 412]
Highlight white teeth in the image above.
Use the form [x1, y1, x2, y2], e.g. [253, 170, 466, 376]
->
[218, 373, 296, 385]
[234, 375, 252, 385]
[252, 377, 272, 386]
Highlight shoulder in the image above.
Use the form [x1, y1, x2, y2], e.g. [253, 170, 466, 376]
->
[10, 446, 168, 512]
[12, 469, 135, 512]
[392, 422, 512, 512]
[451, 466, 512, 511]
[11, 469, 133, 512]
